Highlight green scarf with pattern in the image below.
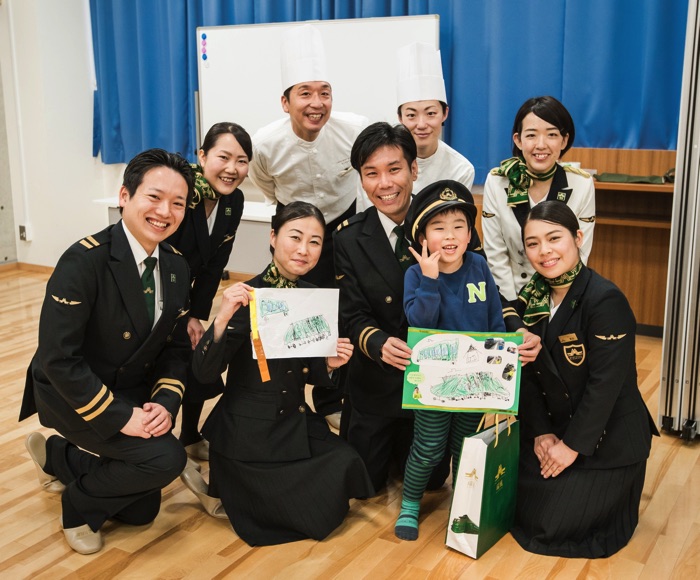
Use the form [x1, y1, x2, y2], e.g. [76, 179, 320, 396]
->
[518, 260, 583, 326]
[493, 157, 558, 207]
[189, 163, 220, 209]
[262, 261, 298, 289]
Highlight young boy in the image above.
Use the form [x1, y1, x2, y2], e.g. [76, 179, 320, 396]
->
[395, 179, 506, 541]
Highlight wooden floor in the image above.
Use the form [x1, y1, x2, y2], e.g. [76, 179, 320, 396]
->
[1, 264, 699, 579]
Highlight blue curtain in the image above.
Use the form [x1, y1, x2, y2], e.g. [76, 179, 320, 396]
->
[91, 0, 688, 182]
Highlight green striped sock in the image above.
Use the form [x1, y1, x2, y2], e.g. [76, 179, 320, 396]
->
[395, 498, 421, 541]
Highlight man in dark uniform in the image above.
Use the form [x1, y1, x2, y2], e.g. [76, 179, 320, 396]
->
[20, 149, 194, 554]
[333, 122, 436, 492]
[335, 124, 543, 493]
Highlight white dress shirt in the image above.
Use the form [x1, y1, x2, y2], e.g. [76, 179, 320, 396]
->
[121, 221, 163, 327]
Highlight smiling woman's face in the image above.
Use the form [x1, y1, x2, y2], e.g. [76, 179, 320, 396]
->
[270, 216, 325, 280]
[523, 218, 582, 278]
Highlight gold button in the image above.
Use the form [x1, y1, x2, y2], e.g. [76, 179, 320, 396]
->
[166, 335, 172, 343]
[123, 332, 131, 340]
[302, 367, 309, 374]
[299, 406, 305, 413]
[385, 296, 393, 304]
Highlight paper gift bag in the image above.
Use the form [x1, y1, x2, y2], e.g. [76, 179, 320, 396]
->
[445, 418, 519, 558]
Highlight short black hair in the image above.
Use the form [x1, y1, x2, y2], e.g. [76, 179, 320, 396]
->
[350, 122, 417, 172]
[511, 96, 575, 158]
[201, 122, 253, 161]
[269, 201, 326, 255]
[523, 200, 580, 244]
[121, 148, 194, 210]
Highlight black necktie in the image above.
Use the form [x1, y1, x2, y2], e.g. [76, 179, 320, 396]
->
[142, 257, 157, 325]
[393, 225, 411, 272]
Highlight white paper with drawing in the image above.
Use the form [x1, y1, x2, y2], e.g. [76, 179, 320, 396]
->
[252, 288, 339, 359]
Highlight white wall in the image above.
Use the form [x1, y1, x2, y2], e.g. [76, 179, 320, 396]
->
[0, 0, 124, 268]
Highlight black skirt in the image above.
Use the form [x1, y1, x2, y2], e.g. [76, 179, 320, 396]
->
[208, 415, 374, 546]
[510, 442, 646, 558]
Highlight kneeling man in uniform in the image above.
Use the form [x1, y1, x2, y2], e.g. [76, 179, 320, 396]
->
[20, 148, 193, 554]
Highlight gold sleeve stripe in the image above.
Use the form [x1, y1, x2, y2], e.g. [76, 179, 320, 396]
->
[152, 379, 185, 397]
[75, 385, 109, 415]
[152, 384, 184, 400]
[358, 326, 374, 356]
[502, 307, 519, 318]
[359, 327, 380, 357]
[82, 391, 114, 421]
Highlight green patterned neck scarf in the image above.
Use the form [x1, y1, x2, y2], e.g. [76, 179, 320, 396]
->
[262, 261, 297, 288]
[189, 163, 220, 208]
[518, 260, 583, 326]
[493, 157, 558, 207]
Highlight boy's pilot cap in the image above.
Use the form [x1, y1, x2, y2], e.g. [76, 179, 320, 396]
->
[280, 24, 328, 92]
[397, 41, 446, 107]
[404, 180, 477, 245]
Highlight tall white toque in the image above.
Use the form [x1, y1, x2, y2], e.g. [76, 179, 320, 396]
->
[396, 41, 447, 107]
[280, 24, 328, 92]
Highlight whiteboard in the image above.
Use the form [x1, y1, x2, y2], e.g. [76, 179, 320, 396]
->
[196, 16, 439, 148]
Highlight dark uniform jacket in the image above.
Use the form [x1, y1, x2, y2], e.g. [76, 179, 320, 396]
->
[518, 266, 658, 469]
[20, 222, 191, 440]
[332, 207, 414, 418]
[193, 274, 336, 463]
[167, 190, 244, 320]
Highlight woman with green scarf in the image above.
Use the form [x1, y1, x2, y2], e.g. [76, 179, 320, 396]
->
[179, 201, 374, 546]
[166, 122, 252, 460]
[482, 96, 596, 302]
[511, 201, 657, 558]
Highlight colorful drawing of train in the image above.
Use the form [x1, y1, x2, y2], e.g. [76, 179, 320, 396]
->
[285, 315, 331, 348]
[416, 339, 459, 363]
[430, 371, 510, 402]
[260, 299, 289, 319]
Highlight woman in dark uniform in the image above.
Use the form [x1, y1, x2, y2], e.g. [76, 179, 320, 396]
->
[180, 201, 374, 546]
[511, 201, 658, 558]
[166, 122, 251, 459]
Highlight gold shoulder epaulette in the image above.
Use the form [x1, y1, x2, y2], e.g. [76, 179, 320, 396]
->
[78, 235, 101, 250]
[580, 216, 596, 223]
[482, 211, 495, 218]
[563, 165, 591, 178]
[336, 219, 350, 232]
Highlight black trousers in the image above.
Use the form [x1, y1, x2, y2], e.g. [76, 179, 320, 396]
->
[38, 397, 186, 533]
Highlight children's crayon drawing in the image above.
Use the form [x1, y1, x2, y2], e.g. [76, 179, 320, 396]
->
[252, 288, 339, 359]
[402, 328, 523, 413]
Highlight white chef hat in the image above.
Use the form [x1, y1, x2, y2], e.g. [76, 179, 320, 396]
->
[396, 41, 447, 107]
[280, 24, 328, 92]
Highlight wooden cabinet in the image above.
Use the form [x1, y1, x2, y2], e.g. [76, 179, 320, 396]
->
[568, 148, 676, 334]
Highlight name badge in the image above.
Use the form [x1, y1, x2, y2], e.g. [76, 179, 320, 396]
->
[558, 333, 578, 344]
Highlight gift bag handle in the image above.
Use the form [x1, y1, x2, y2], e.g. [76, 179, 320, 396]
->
[476, 413, 516, 447]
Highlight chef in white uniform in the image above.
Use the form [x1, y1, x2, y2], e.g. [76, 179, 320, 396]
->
[396, 42, 475, 194]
